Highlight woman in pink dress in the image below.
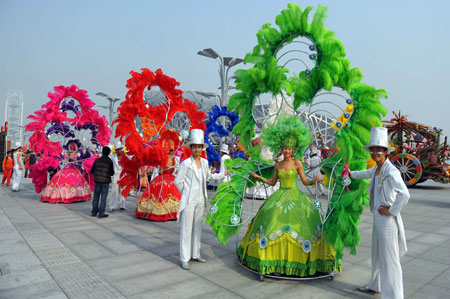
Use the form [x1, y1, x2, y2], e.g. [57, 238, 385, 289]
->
[41, 140, 91, 204]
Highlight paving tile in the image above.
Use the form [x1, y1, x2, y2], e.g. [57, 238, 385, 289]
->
[428, 266, 450, 289]
[409, 283, 450, 299]
[341, 245, 371, 265]
[0, 250, 43, 274]
[102, 258, 180, 282]
[113, 266, 198, 296]
[189, 289, 245, 299]
[405, 229, 425, 241]
[54, 231, 93, 245]
[101, 237, 141, 255]
[82, 227, 118, 241]
[434, 226, 450, 236]
[404, 241, 435, 258]
[0, 228, 21, 242]
[0, 267, 53, 289]
[403, 258, 449, 284]
[51, 224, 99, 233]
[126, 235, 168, 250]
[0, 280, 66, 299]
[420, 246, 450, 265]
[87, 251, 163, 271]
[412, 233, 449, 246]
[70, 242, 115, 260]
[0, 237, 30, 256]
[130, 277, 229, 299]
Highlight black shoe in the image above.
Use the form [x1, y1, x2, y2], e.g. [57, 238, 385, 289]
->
[91, 214, 97, 217]
[357, 286, 376, 294]
[120, 208, 126, 210]
[98, 214, 109, 218]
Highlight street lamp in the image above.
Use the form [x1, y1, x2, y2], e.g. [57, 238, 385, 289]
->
[95, 92, 121, 130]
[197, 48, 243, 107]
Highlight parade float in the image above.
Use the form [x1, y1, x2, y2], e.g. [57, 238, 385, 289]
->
[206, 4, 388, 280]
[25, 85, 110, 203]
[384, 111, 449, 186]
[114, 68, 206, 221]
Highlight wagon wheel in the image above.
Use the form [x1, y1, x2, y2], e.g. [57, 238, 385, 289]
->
[391, 153, 423, 187]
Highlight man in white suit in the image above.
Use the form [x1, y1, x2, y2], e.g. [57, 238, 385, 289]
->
[174, 129, 229, 270]
[218, 143, 231, 183]
[351, 127, 409, 299]
[108, 141, 126, 212]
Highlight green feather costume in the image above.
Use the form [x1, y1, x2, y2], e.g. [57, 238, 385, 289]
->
[206, 4, 387, 273]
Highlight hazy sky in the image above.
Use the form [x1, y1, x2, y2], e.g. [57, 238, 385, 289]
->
[1, 0, 449, 141]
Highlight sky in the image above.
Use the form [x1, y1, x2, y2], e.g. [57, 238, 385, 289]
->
[1, 0, 449, 143]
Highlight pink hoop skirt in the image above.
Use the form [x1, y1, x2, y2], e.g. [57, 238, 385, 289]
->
[41, 167, 91, 204]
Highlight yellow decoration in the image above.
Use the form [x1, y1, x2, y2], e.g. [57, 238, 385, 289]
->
[331, 104, 354, 131]
[367, 158, 376, 169]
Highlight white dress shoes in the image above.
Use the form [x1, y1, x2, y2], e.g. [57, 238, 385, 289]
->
[180, 261, 190, 270]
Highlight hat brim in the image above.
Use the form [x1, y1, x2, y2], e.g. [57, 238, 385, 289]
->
[363, 144, 395, 153]
[186, 142, 209, 150]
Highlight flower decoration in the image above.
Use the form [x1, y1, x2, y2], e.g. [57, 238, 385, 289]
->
[282, 224, 292, 233]
[230, 214, 240, 225]
[209, 204, 218, 214]
[259, 235, 268, 249]
[302, 240, 312, 253]
[313, 199, 322, 209]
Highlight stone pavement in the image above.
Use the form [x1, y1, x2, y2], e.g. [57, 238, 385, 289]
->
[0, 178, 449, 298]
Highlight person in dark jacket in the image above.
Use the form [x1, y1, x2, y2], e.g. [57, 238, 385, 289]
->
[90, 146, 114, 218]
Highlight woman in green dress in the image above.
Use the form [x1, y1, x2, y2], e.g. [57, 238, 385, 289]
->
[238, 116, 340, 277]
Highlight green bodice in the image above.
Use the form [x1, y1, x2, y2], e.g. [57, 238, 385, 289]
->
[278, 168, 298, 189]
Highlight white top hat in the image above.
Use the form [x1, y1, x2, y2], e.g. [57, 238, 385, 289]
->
[115, 141, 123, 150]
[363, 127, 395, 152]
[186, 129, 208, 150]
[310, 147, 318, 155]
[219, 143, 230, 154]
[15, 141, 22, 148]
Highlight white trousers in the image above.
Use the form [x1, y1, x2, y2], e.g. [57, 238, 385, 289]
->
[179, 202, 204, 263]
[108, 184, 125, 211]
[12, 167, 23, 191]
[367, 212, 404, 299]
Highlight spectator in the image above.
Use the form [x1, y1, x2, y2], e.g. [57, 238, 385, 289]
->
[90, 146, 114, 218]
[2, 151, 14, 186]
[11, 142, 24, 192]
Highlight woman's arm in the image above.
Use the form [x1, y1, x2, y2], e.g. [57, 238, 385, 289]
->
[250, 163, 278, 186]
[296, 160, 313, 186]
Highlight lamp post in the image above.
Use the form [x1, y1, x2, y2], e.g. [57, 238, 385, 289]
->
[95, 92, 121, 129]
[197, 48, 243, 107]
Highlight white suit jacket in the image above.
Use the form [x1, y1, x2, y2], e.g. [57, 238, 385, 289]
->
[174, 156, 225, 221]
[351, 159, 410, 256]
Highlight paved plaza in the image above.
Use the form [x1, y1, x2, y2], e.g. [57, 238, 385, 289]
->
[0, 178, 449, 298]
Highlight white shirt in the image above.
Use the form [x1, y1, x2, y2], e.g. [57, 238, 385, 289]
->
[191, 166, 204, 204]
[374, 174, 380, 209]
